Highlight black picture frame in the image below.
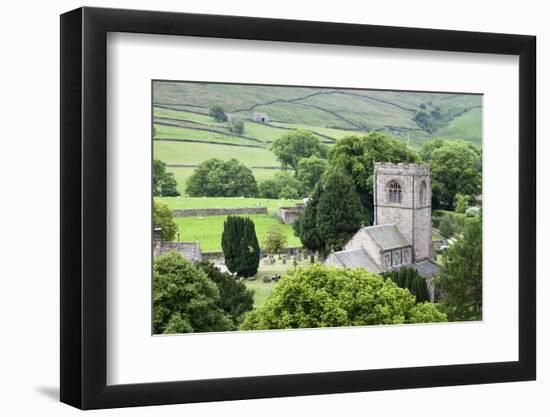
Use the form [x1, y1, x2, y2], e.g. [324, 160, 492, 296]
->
[60, 6, 536, 410]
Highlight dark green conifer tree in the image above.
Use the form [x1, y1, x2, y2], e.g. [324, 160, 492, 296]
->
[315, 170, 363, 254]
[221, 216, 260, 277]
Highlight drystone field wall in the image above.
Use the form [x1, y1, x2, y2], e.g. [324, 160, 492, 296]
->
[172, 207, 268, 217]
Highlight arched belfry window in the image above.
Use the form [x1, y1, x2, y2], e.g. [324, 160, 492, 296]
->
[419, 180, 427, 206]
[386, 180, 403, 204]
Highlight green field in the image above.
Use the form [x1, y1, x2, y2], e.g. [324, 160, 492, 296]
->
[174, 214, 301, 252]
[154, 140, 279, 166]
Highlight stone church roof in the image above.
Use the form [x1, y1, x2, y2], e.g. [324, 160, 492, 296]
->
[362, 224, 410, 250]
[327, 248, 381, 273]
[411, 259, 440, 277]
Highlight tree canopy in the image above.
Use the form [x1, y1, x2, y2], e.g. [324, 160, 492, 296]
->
[186, 158, 258, 197]
[296, 155, 328, 193]
[429, 142, 482, 210]
[271, 130, 328, 170]
[258, 171, 303, 199]
[437, 214, 482, 321]
[153, 252, 233, 334]
[153, 200, 178, 241]
[153, 159, 180, 197]
[241, 265, 446, 330]
[328, 133, 419, 223]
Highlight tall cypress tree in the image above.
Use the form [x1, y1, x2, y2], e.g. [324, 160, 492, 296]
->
[238, 219, 260, 277]
[221, 216, 260, 277]
[221, 216, 240, 273]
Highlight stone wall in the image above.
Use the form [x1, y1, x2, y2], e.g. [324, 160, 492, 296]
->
[154, 240, 202, 261]
[173, 207, 267, 217]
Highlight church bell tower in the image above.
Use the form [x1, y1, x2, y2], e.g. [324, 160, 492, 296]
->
[373, 162, 432, 261]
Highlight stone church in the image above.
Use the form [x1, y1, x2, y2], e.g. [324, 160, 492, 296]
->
[325, 162, 439, 290]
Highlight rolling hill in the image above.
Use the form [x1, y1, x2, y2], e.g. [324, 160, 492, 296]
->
[152, 81, 482, 194]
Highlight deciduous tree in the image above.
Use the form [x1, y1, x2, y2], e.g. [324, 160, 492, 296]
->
[430, 142, 482, 210]
[186, 158, 258, 197]
[153, 252, 233, 334]
[328, 133, 419, 223]
[241, 265, 446, 330]
[296, 155, 328, 193]
[153, 200, 178, 241]
[153, 159, 180, 196]
[271, 130, 328, 170]
[437, 214, 482, 321]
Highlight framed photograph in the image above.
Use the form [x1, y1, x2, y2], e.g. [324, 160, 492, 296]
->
[60, 6, 536, 410]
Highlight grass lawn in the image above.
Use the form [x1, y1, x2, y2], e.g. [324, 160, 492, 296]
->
[173, 213, 301, 251]
[245, 259, 317, 306]
[157, 196, 302, 215]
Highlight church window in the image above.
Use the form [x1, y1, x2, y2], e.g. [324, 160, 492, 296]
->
[419, 180, 427, 206]
[386, 180, 403, 204]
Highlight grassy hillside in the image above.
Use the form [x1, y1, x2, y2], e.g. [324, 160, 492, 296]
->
[153, 81, 482, 193]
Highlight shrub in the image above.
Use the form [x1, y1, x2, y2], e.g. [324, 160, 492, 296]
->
[263, 224, 287, 254]
[228, 118, 245, 134]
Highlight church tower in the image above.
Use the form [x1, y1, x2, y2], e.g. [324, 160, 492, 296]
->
[373, 162, 432, 261]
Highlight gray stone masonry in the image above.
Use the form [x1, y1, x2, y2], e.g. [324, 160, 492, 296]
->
[374, 162, 432, 262]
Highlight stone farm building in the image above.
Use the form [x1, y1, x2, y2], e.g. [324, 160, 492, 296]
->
[325, 162, 439, 298]
[277, 203, 305, 225]
[251, 112, 271, 123]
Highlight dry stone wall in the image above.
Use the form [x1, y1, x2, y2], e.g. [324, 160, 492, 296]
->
[172, 207, 268, 217]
